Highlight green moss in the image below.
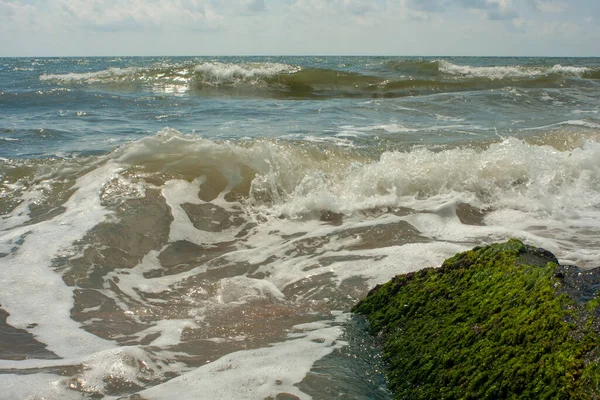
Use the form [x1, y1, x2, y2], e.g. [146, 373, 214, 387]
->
[353, 239, 600, 399]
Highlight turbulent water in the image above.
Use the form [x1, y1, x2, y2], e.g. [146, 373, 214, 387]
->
[1, 56, 600, 399]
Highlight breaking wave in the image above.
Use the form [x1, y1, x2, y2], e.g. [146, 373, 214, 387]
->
[4, 126, 600, 223]
[39, 60, 600, 99]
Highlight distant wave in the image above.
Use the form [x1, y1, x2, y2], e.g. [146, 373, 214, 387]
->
[41, 67, 141, 82]
[39, 60, 600, 99]
[194, 62, 301, 82]
[385, 59, 595, 79]
[439, 61, 593, 80]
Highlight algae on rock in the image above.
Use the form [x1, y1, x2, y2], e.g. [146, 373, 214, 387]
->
[353, 239, 600, 399]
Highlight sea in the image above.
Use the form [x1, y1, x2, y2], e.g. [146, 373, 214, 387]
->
[1, 56, 600, 399]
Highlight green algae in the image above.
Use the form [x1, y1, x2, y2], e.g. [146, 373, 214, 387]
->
[353, 239, 600, 399]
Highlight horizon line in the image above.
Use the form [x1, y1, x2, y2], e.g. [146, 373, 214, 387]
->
[1, 54, 599, 59]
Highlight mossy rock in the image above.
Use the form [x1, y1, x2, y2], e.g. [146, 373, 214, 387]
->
[353, 239, 600, 399]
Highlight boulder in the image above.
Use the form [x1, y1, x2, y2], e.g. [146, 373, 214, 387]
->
[353, 239, 600, 399]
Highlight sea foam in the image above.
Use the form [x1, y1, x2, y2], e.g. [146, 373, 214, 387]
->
[138, 315, 347, 400]
[439, 60, 591, 80]
[194, 62, 300, 83]
[0, 162, 120, 358]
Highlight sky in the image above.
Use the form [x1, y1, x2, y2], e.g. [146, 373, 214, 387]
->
[0, 0, 599, 56]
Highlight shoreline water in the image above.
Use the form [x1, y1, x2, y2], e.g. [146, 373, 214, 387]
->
[1, 56, 600, 398]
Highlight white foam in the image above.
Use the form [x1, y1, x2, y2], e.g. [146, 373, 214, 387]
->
[0, 347, 182, 395]
[347, 241, 468, 287]
[137, 315, 347, 400]
[105, 249, 188, 304]
[435, 114, 466, 122]
[217, 276, 285, 304]
[265, 138, 598, 218]
[438, 60, 591, 80]
[114, 129, 600, 269]
[162, 177, 214, 245]
[561, 247, 600, 267]
[40, 67, 138, 82]
[71, 346, 187, 396]
[572, 109, 599, 115]
[0, 373, 82, 400]
[439, 60, 542, 80]
[524, 119, 600, 131]
[338, 122, 472, 140]
[107, 249, 211, 309]
[100, 175, 147, 205]
[0, 162, 120, 358]
[195, 62, 300, 83]
[300, 134, 356, 147]
[218, 213, 462, 291]
[0, 185, 44, 230]
[549, 64, 590, 76]
[561, 119, 600, 129]
[130, 132, 599, 255]
[402, 201, 559, 253]
[129, 319, 199, 347]
[357, 123, 417, 133]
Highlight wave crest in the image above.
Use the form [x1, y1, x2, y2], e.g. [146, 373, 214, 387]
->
[194, 62, 301, 83]
[39, 60, 600, 99]
[110, 128, 600, 220]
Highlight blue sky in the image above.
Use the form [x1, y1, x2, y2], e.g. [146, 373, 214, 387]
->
[1, 0, 598, 56]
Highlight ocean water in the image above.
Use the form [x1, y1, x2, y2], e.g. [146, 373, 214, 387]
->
[1, 56, 600, 399]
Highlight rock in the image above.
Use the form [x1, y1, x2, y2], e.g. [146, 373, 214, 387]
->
[353, 239, 600, 399]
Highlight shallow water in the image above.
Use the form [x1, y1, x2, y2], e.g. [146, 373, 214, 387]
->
[1, 56, 600, 398]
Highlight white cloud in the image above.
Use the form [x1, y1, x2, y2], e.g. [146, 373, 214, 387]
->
[531, 0, 566, 13]
[511, 15, 528, 29]
[65, 0, 219, 29]
[538, 20, 581, 37]
[290, 0, 383, 16]
[485, 0, 519, 20]
[245, 0, 266, 13]
[0, 0, 37, 26]
[210, 0, 268, 16]
[0, 1, 15, 18]
[403, 0, 519, 21]
[2, 0, 224, 32]
[285, 0, 386, 28]
[0, 0, 598, 56]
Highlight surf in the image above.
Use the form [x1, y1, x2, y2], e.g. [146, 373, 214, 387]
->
[37, 59, 600, 99]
